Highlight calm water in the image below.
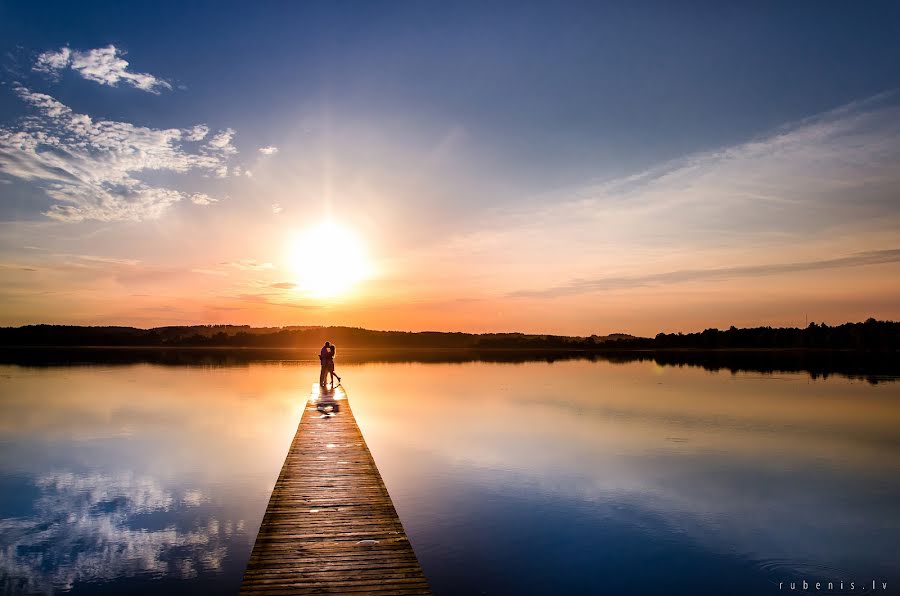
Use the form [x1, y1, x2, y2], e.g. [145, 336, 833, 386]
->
[0, 358, 898, 595]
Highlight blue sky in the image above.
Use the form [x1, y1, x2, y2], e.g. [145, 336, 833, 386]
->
[1, 1, 899, 333]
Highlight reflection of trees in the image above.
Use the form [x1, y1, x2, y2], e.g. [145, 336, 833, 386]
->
[0, 472, 246, 593]
[2, 346, 896, 385]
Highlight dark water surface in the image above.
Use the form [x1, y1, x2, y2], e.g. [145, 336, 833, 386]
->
[0, 357, 898, 594]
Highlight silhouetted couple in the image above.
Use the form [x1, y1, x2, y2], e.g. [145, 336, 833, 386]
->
[319, 341, 341, 387]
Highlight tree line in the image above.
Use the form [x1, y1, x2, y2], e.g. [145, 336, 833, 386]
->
[0, 319, 897, 350]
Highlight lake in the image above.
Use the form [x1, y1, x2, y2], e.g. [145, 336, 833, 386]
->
[0, 354, 898, 595]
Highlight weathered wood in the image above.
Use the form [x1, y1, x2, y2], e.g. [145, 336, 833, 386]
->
[240, 384, 431, 595]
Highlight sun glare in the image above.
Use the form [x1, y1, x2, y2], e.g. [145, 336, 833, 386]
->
[288, 221, 371, 299]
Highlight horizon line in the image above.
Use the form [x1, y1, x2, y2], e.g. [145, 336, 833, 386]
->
[2, 316, 894, 340]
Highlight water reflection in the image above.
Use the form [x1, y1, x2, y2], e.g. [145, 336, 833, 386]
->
[0, 364, 308, 594]
[0, 359, 897, 595]
[347, 361, 900, 595]
[2, 347, 895, 385]
[0, 471, 236, 593]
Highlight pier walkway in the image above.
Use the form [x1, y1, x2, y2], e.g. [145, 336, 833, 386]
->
[240, 384, 431, 595]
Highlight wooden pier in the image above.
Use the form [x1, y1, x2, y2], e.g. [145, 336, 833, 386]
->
[240, 384, 431, 595]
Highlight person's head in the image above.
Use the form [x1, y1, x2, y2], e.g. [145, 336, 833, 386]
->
[324, 341, 331, 347]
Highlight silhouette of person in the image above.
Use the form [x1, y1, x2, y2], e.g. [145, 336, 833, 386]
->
[319, 341, 331, 386]
[318, 341, 341, 386]
[327, 343, 341, 385]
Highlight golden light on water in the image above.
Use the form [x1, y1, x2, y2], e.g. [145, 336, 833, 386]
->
[288, 221, 371, 299]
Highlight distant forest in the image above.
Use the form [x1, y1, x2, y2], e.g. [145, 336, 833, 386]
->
[0, 319, 897, 350]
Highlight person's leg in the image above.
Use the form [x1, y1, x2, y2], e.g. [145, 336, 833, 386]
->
[329, 363, 337, 384]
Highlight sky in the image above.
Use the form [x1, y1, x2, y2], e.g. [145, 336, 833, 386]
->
[0, 1, 899, 335]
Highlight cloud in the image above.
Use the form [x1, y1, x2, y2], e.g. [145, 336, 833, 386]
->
[258, 145, 279, 155]
[223, 259, 274, 271]
[207, 128, 237, 155]
[189, 193, 217, 205]
[33, 45, 171, 94]
[228, 293, 320, 309]
[65, 254, 141, 266]
[0, 86, 232, 221]
[270, 281, 297, 289]
[33, 48, 71, 78]
[188, 259, 274, 278]
[571, 93, 900, 241]
[192, 268, 228, 277]
[0, 263, 38, 272]
[272, 203, 283, 214]
[430, 93, 900, 297]
[184, 124, 209, 142]
[511, 249, 900, 298]
[204, 129, 237, 178]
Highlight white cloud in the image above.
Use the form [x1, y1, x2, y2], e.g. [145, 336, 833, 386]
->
[207, 128, 237, 155]
[33, 45, 171, 94]
[258, 145, 279, 155]
[13, 89, 70, 117]
[0, 86, 231, 221]
[184, 124, 209, 142]
[33, 48, 71, 78]
[272, 203, 283, 214]
[189, 193, 217, 206]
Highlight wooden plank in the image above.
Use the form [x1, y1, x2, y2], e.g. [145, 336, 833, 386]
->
[240, 384, 431, 595]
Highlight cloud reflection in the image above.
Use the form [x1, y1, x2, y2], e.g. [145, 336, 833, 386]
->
[0, 471, 244, 593]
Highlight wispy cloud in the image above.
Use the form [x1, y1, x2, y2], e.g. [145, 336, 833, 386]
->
[0, 86, 235, 221]
[191, 268, 228, 277]
[228, 293, 320, 310]
[511, 249, 900, 298]
[429, 93, 900, 298]
[6, 253, 142, 271]
[34, 45, 172, 94]
[258, 145, 278, 155]
[65, 254, 141, 266]
[222, 259, 274, 271]
[207, 128, 237, 154]
[558, 95, 900, 243]
[189, 193, 217, 206]
[184, 125, 209, 142]
[204, 129, 238, 177]
[270, 281, 296, 289]
[0, 264, 39, 272]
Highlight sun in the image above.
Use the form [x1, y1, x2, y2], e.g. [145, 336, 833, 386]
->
[288, 221, 371, 299]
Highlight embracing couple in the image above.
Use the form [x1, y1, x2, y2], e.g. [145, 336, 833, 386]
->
[318, 341, 341, 387]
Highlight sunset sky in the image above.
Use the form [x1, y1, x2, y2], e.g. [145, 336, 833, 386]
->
[1, 1, 899, 335]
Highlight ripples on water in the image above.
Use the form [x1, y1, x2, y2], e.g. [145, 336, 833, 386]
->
[0, 356, 897, 594]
